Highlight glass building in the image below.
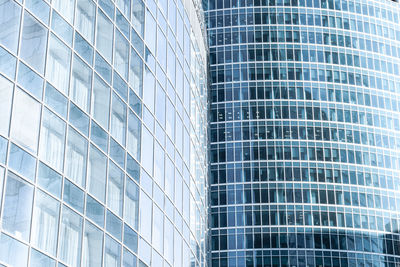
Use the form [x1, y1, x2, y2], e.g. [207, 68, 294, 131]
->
[0, 0, 208, 266]
[206, 0, 400, 266]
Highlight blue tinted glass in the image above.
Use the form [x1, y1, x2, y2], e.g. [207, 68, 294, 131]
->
[51, 10, 73, 46]
[86, 194, 105, 227]
[69, 103, 89, 136]
[129, 89, 142, 117]
[106, 210, 122, 240]
[30, 248, 56, 267]
[110, 138, 125, 168]
[0, 233, 28, 266]
[25, 0, 50, 25]
[99, 0, 115, 19]
[95, 52, 112, 84]
[113, 71, 128, 101]
[17, 62, 43, 99]
[90, 121, 109, 153]
[116, 9, 130, 38]
[126, 153, 140, 182]
[131, 28, 144, 56]
[44, 82, 68, 118]
[37, 162, 62, 198]
[8, 143, 36, 181]
[75, 32, 94, 65]
[0, 136, 7, 164]
[63, 179, 84, 213]
[123, 224, 138, 253]
[0, 46, 16, 79]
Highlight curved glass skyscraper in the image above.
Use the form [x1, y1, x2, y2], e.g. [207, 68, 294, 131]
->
[0, 0, 208, 266]
[206, 0, 400, 266]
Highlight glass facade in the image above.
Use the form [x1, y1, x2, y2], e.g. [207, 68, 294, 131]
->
[206, 0, 400, 266]
[0, 0, 208, 266]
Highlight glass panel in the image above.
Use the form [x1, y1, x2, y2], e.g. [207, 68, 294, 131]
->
[82, 221, 103, 267]
[30, 248, 56, 267]
[123, 248, 137, 267]
[17, 62, 43, 99]
[86, 194, 105, 227]
[8, 143, 36, 181]
[90, 121, 108, 153]
[46, 34, 71, 94]
[125, 177, 139, 230]
[141, 127, 153, 174]
[44, 83, 68, 118]
[96, 9, 113, 63]
[37, 162, 62, 198]
[20, 11, 47, 73]
[51, 10, 73, 45]
[2, 172, 34, 241]
[139, 191, 152, 241]
[132, 0, 144, 36]
[114, 31, 129, 80]
[92, 74, 110, 129]
[123, 224, 137, 253]
[11, 88, 41, 153]
[0, 74, 13, 136]
[74, 32, 93, 65]
[76, 0, 95, 44]
[52, 0, 74, 23]
[129, 48, 143, 96]
[63, 178, 84, 213]
[25, 0, 50, 25]
[88, 145, 107, 202]
[39, 108, 66, 171]
[58, 206, 83, 267]
[152, 204, 164, 253]
[0, 233, 28, 266]
[69, 102, 89, 136]
[106, 210, 122, 240]
[0, 46, 17, 79]
[144, 10, 156, 53]
[65, 127, 88, 187]
[127, 110, 141, 161]
[107, 162, 124, 216]
[71, 55, 92, 112]
[116, 0, 130, 19]
[111, 93, 126, 146]
[143, 67, 155, 113]
[0, 0, 21, 53]
[105, 235, 121, 267]
[31, 190, 60, 256]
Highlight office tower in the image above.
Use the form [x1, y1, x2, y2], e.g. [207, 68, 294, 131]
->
[0, 0, 208, 266]
[206, 0, 400, 266]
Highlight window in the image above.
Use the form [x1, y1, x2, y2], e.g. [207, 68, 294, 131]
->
[20, 12, 47, 74]
[46, 34, 71, 94]
[82, 221, 103, 267]
[127, 110, 141, 161]
[39, 109, 66, 172]
[129, 48, 143, 96]
[139, 191, 152, 241]
[58, 206, 82, 267]
[96, 10, 113, 62]
[31, 190, 60, 256]
[0, 233, 28, 266]
[88, 145, 107, 202]
[0, 0, 21, 53]
[10, 88, 41, 153]
[92, 74, 110, 130]
[0, 75, 13, 136]
[52, 0, 74, 23]
[105, 235, 121, 267]
[111, 93, 126, 146]
[141, 127, 153, 174]
[71, 55, 92, 113]
[65, 127, 88, 187]
[132, 0, 144, 36]
[107, 162, 124, 216]
[75, 0, 95, 43]
[1, 172, 34, 241]
[125, 177, 139, 230]
[114, 31, 129, 80]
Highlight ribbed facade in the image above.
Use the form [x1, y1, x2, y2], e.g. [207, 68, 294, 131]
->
[206, 0, 400, 266]
[0, 0, 208, 266]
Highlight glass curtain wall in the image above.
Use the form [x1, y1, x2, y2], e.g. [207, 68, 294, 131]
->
[205, 0, 400, 266]
[0, 0, 208, 266]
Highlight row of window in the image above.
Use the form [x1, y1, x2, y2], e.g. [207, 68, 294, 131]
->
[210, 123, 400, 150]
[207, 9, 399, 41]
[211, 230, 400, 253]
[207, 0, 398, 20]
[210, 187, 400, 210]
[210, 164, 399, 189]
[210, 84, 400, 110]
[210, 45, 399, 73]
[210, 141, 399, 168]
